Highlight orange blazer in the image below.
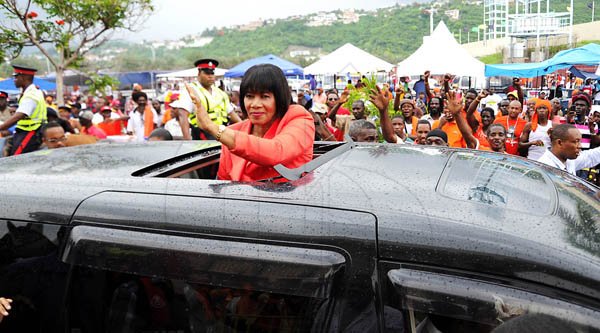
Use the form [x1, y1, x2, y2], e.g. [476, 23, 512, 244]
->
[218, 105, 315, 182]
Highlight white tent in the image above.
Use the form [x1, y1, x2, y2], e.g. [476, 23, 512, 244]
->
[396, 21, 485, 86]
[304, 43, 394, 75]
[156, 67, 228, 79]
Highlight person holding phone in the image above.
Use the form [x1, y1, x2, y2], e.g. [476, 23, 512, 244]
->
[505, 77, 524, 105]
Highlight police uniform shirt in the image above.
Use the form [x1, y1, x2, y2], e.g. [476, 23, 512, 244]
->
[178, 85, 233, 115]
[16, 84, 39, 117]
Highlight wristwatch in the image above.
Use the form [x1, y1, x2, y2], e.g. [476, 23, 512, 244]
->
[215, 125, 227, 141]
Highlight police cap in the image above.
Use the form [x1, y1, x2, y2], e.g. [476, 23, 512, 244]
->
[12, 65, 38, 76]
[194, 58, 219, 71]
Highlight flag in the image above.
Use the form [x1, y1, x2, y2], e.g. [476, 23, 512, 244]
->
[566, 6, 571, 12]
[471, 27, 479, 32]
[478, 24, 486, 30]
[588, 2, 594, 9]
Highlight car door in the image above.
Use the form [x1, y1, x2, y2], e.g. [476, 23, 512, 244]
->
[64, 190, 378, 332]
[0, 219, 68, 333]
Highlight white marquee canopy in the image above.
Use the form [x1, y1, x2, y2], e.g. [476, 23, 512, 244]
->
[396, 21, 485, 84]
[304, 43, 394, 75]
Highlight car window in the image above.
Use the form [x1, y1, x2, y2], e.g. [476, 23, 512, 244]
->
[62, 225, 340, 332]
[66, 267, 323, 332]
[383, 268, 600, 332]
[0, 221, 67, 332]
[438, 152, 556, 215]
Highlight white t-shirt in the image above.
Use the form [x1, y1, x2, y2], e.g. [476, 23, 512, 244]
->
[527, 122, 552, 160]
[126, 111, 145, 142]
[538, 147, 600, 175]
[164, 118, 184, 138]
[481, 94, 502, 114]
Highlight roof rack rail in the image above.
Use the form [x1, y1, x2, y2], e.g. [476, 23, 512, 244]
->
[274, 136, 355, 181]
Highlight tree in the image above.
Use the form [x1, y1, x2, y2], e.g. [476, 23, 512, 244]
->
[0, 0, 153, 104]
[85, 73, 119, 97]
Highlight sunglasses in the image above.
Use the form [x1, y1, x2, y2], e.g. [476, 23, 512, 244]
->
[328, 98, 339, 101]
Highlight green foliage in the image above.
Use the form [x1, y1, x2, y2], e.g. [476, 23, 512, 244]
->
[85, 73, 120, 97]
[344, 76, 395, 119]
[0, 0, 153, 102]
[479, 52, 503, 64]
[3, 0, 597, 75]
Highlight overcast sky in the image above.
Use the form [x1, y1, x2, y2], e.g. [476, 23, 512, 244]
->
[116, 0, 425, 41]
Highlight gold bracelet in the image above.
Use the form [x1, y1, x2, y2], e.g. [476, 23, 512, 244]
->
[215, 125, 227, 142]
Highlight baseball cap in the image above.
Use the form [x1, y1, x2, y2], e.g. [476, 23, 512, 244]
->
[169, 99, 190, 112]
[79, 111, 94, 121]
[399, 99, 415, 109]
[572, 93, 591, 106]
[507, 91, 519, 99]
[312, 103, 327, 114]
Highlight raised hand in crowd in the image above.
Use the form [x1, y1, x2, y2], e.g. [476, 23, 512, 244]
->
[328, 89, 350, 126]
[369, 85, 399, 144]
[0, 297, 12, 323]
[447, 90, 478, 149]
[339, 89, 349, 105]
[395, 85, 404, 95]
[308, 110, 336, 141]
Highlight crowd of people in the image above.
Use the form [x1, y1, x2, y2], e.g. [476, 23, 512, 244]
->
[298, 71, 600, 185]
[1, 61, 600, 185]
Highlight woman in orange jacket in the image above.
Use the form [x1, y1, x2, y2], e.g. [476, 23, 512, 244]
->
[186, 64, 315, 182]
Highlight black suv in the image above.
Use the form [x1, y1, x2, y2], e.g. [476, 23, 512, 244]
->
[0, 141, 599, 332]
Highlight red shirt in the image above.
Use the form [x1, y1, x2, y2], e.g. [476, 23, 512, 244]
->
[493, 115, 527, 155]
[218, 105, 315, 182]
[82, 125, 107, 140]
[336, 107, 350, 115]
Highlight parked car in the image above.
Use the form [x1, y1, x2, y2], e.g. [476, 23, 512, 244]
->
[0, 141, 598, 332]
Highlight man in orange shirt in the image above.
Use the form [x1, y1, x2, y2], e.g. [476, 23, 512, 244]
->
[97, 106, 128, 136]
[493, 100, 527, 155]
[444, 91, 478, 149]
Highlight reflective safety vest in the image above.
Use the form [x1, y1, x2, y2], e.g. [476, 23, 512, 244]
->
[17, 85, 47, 131]
[188, 82, 229, 127]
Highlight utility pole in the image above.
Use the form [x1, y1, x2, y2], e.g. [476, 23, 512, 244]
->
[569, 0, 574, 46]
[430, 6, 434, 35]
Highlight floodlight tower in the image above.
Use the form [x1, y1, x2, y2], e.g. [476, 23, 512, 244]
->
[507, 0, 571, 61]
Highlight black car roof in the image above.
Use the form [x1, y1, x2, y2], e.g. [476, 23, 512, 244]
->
[1, 141, 599, 303]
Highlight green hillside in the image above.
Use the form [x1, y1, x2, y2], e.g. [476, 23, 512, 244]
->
[1, 0, 596, 76]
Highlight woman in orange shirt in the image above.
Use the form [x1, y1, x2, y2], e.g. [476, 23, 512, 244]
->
[186, 64, 315, 182]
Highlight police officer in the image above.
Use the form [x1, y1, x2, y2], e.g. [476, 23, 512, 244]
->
[178, 58, 240, 140]
[0, 65, 47, 155]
